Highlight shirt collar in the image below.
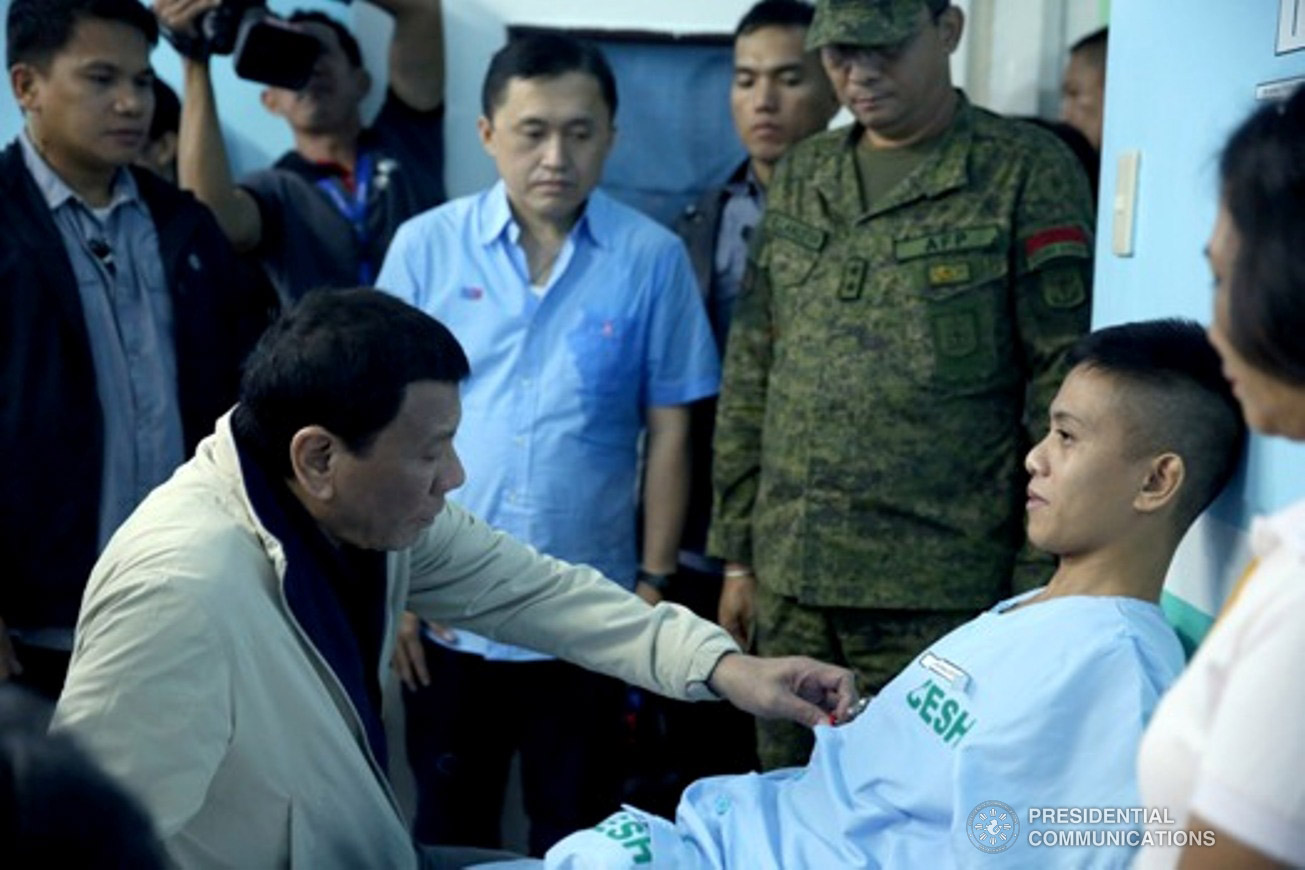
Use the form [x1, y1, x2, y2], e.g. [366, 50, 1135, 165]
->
[20, 128, 141, 215]
[477, 179, 608, 250]
[724, 161, 763, 200]
[813, 90, 972, 220]
[1252, 498, 1305, 560]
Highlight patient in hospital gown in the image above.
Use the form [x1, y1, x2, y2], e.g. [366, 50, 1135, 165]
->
[541, 320, 1247, 869]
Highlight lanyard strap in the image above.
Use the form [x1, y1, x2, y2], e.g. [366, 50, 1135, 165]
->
[315, 152, 376, 284]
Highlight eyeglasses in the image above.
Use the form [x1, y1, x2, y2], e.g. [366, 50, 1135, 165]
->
[822, 41, 910, 69]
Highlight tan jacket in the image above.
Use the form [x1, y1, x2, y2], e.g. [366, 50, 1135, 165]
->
[53, 413, 737, 869]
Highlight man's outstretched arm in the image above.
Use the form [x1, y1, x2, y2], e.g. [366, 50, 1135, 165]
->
[407, 503, 857, 725]
[154, 0, 263, 251]
[372, 0, 444, 112]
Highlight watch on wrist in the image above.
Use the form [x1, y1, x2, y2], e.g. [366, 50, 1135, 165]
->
[636, 568, 674, 594]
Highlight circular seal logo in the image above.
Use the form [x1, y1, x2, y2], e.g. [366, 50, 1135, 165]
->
[968, 800, 1019, 853]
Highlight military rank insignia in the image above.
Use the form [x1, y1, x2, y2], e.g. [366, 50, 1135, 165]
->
[839, 258, 867, 300]
[928, 263, 972, 286]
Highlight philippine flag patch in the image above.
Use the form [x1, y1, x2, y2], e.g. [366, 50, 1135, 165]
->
[461, 286, 484, 300]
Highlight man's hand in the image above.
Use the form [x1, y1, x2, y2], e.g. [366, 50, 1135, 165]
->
[0, 615, 22, 681]
[390, 611, 455, 692]
[634, 581, 664, 606]
[374, 0, 445, 112]
[152, 0, 221, 39]
[718, 566, 757, 649]
[707, 652, 856, 728]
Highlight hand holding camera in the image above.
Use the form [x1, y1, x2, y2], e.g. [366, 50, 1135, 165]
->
[155, 0, 345, 89]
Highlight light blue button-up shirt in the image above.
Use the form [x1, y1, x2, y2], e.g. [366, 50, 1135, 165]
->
[379, 182, 720, 661]
[19, 134, 183, 560]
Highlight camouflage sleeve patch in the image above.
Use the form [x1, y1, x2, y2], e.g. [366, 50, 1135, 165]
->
[1040, 269, 1087, 310]
[1024, 226, 1090, 271]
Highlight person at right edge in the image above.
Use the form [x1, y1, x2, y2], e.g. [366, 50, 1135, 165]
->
[709, 0, 1094, 769]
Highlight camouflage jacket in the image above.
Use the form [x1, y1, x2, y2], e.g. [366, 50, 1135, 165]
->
[708, 96, 1093, 609]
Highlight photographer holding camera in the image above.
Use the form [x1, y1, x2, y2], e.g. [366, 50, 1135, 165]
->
[154, 0, 446, 307]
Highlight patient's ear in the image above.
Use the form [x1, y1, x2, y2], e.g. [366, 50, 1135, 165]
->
[1134, 453, 1184, 515]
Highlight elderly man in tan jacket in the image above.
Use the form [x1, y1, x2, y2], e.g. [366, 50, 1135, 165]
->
[52, 289, 855, 870]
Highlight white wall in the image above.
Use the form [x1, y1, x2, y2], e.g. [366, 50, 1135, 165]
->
[0, 0, 1043, 195]
[364, 0, 978, 195]
[0, 0, 1099, 181]
[431, 0, 759, 196]
[962, 0, 1107, 117]
[1064, 0, 1108, 43]
[144, 0, 797, 194]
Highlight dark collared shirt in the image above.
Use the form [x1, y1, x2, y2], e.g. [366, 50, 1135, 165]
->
[18, 132, 182, 647]
[21, 132, 183, 548]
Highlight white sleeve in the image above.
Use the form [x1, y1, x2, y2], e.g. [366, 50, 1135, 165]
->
[1188, 597, 1305, 866]
[545, 807, 703, 869]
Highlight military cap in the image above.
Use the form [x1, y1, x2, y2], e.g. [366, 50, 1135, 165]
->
[806, 0, 944, 50]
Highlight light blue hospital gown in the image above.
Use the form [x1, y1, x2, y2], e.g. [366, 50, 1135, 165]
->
[545, 590, 1184, 869]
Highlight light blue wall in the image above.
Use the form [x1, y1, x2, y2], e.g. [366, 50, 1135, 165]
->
[1097, 2, 1305, 636]
[1095, 0, 1305, 524]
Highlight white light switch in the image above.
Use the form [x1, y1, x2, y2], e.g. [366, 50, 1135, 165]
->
[1112, 150, 1141, 258]
[1279, 0, 1305, 54]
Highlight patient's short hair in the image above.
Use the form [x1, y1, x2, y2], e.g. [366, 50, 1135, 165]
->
[1066, 318, 1246, 529]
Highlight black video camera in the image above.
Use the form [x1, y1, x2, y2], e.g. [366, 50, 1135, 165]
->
[163, 1, 349, 91]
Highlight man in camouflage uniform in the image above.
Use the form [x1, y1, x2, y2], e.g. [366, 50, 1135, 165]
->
[709, 0, 1094, 768]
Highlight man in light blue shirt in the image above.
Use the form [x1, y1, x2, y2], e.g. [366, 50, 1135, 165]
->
[377, 32, 720, 856]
